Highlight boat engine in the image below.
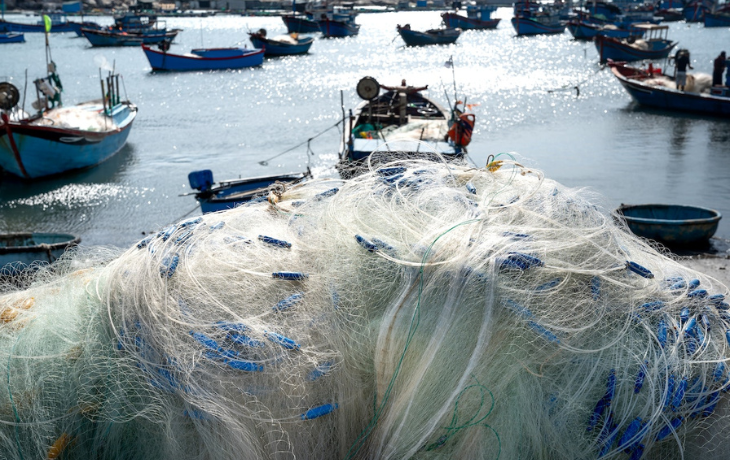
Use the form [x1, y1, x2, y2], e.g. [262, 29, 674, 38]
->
[0, 82, 20, 111]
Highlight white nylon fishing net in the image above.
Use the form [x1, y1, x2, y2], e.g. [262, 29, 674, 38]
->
[0, 157, 728, 460]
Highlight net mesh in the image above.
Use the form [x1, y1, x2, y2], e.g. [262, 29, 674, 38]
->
[0, 157, 728, 460]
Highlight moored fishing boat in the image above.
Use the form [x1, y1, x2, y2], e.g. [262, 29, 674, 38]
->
[337, 76, 475, 177]
[0, 33, 137, 179]
[0, 232, 80, 276]
[318, 4, 359, 37]
[441, 3, 500, 30]
[396, 24, 461, 46]
[318, 17, 359, 37]
[704, 11, 730, 26]
[0, 13, 78, 33]
[0, 31, 23, 43]
[142, 44, 264, 71]
[511, 1, 566, 36]
[248, 29, 314, 56]
[281, 13, 321, 33]
[608, 60, 728, 117]
[81, 27, 180, 47]
[567, 19, 645, 40]
[186, 169, 311, 214]
[594, 24, 675, 62]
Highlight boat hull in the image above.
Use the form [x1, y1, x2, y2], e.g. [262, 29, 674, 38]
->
[398, 27, 461, 46]
[142, 45, 264, 71]
[567, 21, 642, 39]
[319, 18, 359, 37]
[441, 12, 500, 30]
[249, 35, 314, 56]
[0, 232, 80, 276]
[0, 19, 77, 33]
[511, 17, 566, 35]
[0, 32, 24, 43]
[190, 171, 309, 213]
[595, 35, 676, 62]
[82, 28, 179, 46]
[704, 12, 730, 27]
[617, 204, 722, 247]
[609, 62, 730, 117]
[281, 14, 321, 33]
[0, 102, 137, 179]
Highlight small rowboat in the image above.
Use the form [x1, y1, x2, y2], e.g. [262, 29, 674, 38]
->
[0, 232, 80, 275]
[397, 25, 461, 46]
[142, 45, 264, 72]
[0, 32, 25, 43]
[248, 29, 314, 56]
[187, 169, 310, 214]
[616, 204, 722, 247]
[82, 28, 180, 47]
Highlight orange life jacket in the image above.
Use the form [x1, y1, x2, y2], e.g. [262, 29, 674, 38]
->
[448, 113, 475, 147]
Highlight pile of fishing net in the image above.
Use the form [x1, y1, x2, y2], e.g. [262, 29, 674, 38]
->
[1, 156, 729, 459]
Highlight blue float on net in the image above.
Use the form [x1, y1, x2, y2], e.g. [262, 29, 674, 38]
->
[272, 272, 308, 280]
[301, 403, 338, 420]
[258, 235, 292, 248]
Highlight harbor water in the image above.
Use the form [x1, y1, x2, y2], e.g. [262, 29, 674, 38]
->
[1, 9, 729, 248]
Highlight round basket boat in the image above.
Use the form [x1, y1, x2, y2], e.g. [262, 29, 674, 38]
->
[616, 204, 722, 247]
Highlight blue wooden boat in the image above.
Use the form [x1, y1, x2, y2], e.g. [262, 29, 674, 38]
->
[617, 204, 722, 247]
[142, 45, 264, 71]
[511, 15, 566, 35]
[608, 60, 730, 117]
[338, 76, 474, 177]
[248, 29, 314, 56]
[397, 24, 461, 46]
[0, 232, 80, 276]
[82, 27, 180, 46]
[0, 58, 137, 179]
[318, 17, 359, 37]
[594, 24, 675, 63]
[69, 21, 102, 37]
[0, 14, 78, 33]
[704, 11, 730, 26]
[0, 32, 23, 43]
[682, 0, 708, 21]
[441, 4, 500, 30]
[187, 169, 310, 214]
[567, 20, 645, 40]
[281, 13, 321, 33]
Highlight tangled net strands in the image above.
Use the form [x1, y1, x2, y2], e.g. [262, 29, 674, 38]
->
[1, 156, 730, 460]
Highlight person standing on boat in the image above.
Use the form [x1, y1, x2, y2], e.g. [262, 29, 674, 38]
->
[713, 51, 726, 86]
[674, 49, 693, 91]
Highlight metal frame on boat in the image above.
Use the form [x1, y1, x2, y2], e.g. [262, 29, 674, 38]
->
[338, 76, 474, 177]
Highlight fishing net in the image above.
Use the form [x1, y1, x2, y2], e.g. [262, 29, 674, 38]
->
[0, 156, 729, 460]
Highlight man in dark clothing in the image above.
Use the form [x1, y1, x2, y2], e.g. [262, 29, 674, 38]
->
[713, 51, 727, 86]
[675, 49, 693, 91]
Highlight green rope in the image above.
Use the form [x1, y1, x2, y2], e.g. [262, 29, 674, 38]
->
[344, 218, 482, 459]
